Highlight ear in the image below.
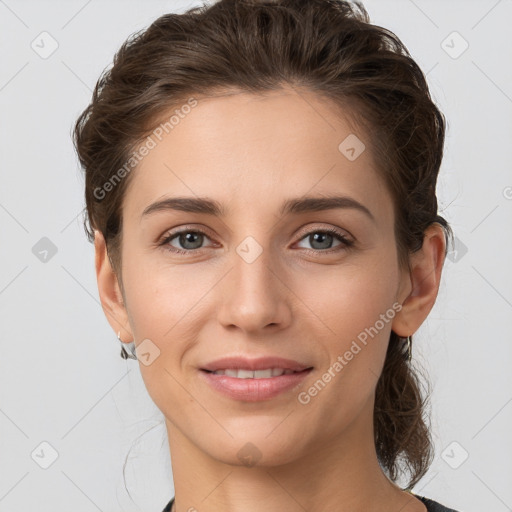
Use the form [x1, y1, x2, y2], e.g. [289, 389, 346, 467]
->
[94, 230, 134, 343]
[392, 223, 447, 337]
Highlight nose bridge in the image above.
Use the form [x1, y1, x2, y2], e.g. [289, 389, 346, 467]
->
[217, 234, 290, 332]
[234, 237, 275, 296]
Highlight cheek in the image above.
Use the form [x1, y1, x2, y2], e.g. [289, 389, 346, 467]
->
[299, 254, 399, 334]
[301, 255, 400, 390]
[120, 257, 203, 416]
[121, 251, 205, 337]
[296, 268, 399, 424]
[120, 256, 217, 409]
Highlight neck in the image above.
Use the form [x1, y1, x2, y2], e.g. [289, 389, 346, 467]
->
[165, 400, 425, 512]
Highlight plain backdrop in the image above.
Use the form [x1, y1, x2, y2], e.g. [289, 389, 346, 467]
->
[1, 1, 511, 511]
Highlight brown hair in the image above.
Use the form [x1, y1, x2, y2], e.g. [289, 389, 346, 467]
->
[73, 0, 453, 490]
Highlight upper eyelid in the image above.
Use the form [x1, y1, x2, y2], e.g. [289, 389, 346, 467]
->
[295, 224, 352, 240]
[161, 224, 353, 247]
[162, 224, 351, 238]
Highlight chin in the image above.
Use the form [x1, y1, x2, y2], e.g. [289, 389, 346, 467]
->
[201, 434, 305, 468]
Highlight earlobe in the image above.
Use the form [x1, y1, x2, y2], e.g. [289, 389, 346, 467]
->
[94, 229, 133, 341]
[391, 223, 446, 337]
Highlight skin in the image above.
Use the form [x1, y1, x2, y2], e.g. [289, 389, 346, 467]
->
[95, 84, 446, 512]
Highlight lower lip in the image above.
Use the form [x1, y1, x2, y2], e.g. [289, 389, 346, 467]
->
[199, 369, 313, 401]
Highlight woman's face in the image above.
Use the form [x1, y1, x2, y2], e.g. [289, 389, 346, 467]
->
[107, 86, 413, 465]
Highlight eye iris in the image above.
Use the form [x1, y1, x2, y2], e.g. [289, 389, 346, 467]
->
[179, 232, 203, 250]
[310, 232, 333, 250]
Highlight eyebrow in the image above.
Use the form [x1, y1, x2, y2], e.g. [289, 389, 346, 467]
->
[141, 195, 375, 222]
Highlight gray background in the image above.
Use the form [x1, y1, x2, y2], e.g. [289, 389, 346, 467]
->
[0, 0, 511, 511]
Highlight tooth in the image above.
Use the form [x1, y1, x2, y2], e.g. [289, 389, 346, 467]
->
[254, 369, 273, 378]
[210, 368, 298, 378]
[237, 369, 255, 379]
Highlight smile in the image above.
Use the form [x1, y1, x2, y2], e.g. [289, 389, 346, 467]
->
[206, 368, 298, 378]
[199, 368, 313, 401]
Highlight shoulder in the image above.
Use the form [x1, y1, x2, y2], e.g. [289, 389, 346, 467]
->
[416, 494, 461, 512]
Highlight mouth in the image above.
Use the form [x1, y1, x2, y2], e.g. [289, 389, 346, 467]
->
[200, 355, 312, 374]
[199, 365, 314, 402]
[198, 356, 313, 400]
[201, 368, 313, 378]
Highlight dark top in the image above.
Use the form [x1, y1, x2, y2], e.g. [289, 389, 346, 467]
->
[162, 494, 460, 511]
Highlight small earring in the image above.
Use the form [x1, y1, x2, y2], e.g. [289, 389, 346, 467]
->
[118, 331, 137, 360]
[405, 335, 412, 362]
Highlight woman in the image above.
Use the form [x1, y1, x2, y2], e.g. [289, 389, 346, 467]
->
[73, 0, 460, 510]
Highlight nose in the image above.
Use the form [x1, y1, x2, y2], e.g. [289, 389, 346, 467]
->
[216, 244, 292, 335]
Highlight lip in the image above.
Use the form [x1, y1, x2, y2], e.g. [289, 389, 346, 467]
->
[200, 356, 312, 372]
[199, 367, 313, 401]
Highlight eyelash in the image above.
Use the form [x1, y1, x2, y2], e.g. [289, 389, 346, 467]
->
[158, 226, 354, 256]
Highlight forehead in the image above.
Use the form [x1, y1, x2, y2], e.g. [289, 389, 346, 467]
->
[123, 86, 393, 224]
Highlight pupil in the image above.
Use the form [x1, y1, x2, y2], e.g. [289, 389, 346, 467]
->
[311, 232, 332, 250]
[180, 232, 202, 249]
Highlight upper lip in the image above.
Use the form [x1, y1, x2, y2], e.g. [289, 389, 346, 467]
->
[201, 356, 313, 372]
